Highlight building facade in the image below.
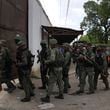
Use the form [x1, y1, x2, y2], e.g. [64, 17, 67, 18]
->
[0, 0, 51, 75]
[28, 0, 51, 73]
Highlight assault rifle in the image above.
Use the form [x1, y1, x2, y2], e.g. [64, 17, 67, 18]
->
[80, 53, 109, 78]
[37, 50, 40, 63]
[79, 52, 100, 71]
[69, 45, 100, 70]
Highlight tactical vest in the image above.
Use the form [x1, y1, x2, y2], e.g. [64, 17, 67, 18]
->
[95, 54, 104, 65]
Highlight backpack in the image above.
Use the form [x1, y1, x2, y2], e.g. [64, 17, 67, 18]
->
[4, 48, 12, 66]
[55, 48, 64, 67]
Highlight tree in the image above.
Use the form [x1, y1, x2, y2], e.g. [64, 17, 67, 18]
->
[80, 34, 99, 43]
[80, 35, 91, 43]
[80, 0, 110, 44]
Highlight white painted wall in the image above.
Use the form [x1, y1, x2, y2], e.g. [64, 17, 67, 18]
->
[28, 0, 51, 73]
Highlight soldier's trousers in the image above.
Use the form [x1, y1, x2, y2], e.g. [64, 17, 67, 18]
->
[63, 66, 70, 91]
[80, 67, 94, 92]
[18, 69, 23, 87]
[29, 68, 35, 89]
[21, 70, 34, 99]
[94, 69, 109, 89]
[47, 67, 63, 96]
[76, 65, 82, 86]
[40, 64, 48, 87]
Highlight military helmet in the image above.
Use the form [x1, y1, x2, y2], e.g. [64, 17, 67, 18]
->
[63, 43, 70, 47]
[14, 34, 23, 44]
[40, 40, 47, 45]
[49, 38, 57, 45]
[96, 47, 102, 52]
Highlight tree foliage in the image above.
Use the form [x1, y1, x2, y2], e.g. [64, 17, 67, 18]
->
[81, 0, 110, 44]
[80, 35, 98, 44]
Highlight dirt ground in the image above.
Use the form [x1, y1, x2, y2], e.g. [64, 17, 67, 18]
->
[0, 66, 110, 110]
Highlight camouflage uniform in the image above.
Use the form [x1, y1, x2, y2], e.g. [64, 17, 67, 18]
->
[41, 39, 64, 102]
[76, 45, 95, 94]
[73, 46, 84, 87]
[15, 35, 24, 88]
[94, 48, 109, 90]
[0, 40, 16, 93]
[38, 40, 50, 89]
[75, 47, 86, 94]
[83, 46, 95, 93]
[15, 39, 34, 102]
[62, 43, 71, 93]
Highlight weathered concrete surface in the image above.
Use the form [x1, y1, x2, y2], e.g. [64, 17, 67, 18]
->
[0, 66, 110, 110]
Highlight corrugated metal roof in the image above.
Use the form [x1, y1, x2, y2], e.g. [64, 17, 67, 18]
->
[42, 25, 83, 44]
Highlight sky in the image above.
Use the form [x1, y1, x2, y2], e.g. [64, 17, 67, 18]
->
[39, 0, 89, 30]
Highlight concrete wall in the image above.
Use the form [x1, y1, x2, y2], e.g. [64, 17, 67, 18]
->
[28, 0, 51, 74]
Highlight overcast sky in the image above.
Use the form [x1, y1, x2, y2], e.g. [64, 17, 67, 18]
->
[39, 0, 90, 30]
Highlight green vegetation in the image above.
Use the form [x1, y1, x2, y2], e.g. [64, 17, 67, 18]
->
[80, 35, 110, 45]
[80, 0, 110, 44]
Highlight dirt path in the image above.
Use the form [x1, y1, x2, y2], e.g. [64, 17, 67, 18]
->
[0, 67, 110, 110]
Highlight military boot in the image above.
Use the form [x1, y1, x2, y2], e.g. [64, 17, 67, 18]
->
[38, 86, 46, 89]
[68, 84, 71, 88]
[63, 89, 68, 93]
[8, 87, 16, 93]
[41, 96, 50, 103]
[104, 81, 109, 90]
[75, 90, 84, 94]
[18, 85, 23, 90]
[21, 97, 31, 102]
[54, 94, 64, 99]
[86, 91, 95, 94]
[104, 85, 109, 90]
[4, 86, 16, 93]
[32, 84, 35, 89]
[30, 93, 35, 97]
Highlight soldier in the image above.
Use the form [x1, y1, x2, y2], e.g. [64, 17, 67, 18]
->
[74, 46, 85, 87]
[37, 40, 50, 89]
[75, 43, 95, 94]
[14, 35, 35, 90]
[28, 50, 35, 89]
[72, 45, 86, 94]
[94, 47, 109, 90]
[83, 44, 95, 94]
[62, 43, 71, 93]
[15, 39, 34, 102]
[28, 50, 35, 74]
[14, 35, 24, 89]
[41, 38, 64, 103]
[0, 40, 16, 93]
